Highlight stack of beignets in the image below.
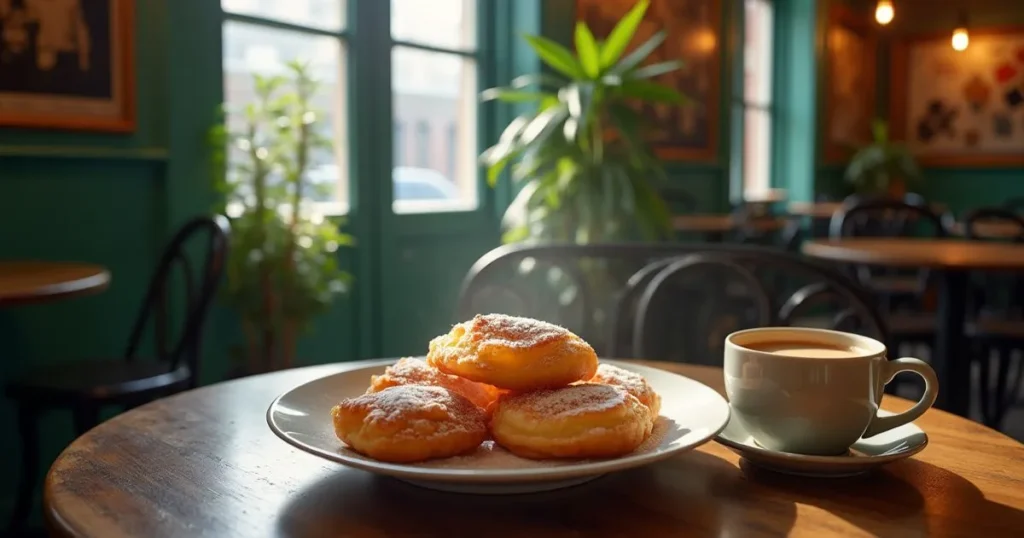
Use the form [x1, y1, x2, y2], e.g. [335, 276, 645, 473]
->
[331, 314, 660, 463]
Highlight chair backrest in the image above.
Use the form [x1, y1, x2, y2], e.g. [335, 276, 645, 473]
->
[457, 243, 887, 364]
[1004, 197, 1024, 214]
[830, 194, 947, 239]
[962, 207, 1024, 243]
[124, 216, 229, 383]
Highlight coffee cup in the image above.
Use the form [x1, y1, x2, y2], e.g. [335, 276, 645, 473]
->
[724, 327, 938, 456]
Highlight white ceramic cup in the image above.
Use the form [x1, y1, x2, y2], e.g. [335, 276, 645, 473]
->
[724, 327, 939, 456]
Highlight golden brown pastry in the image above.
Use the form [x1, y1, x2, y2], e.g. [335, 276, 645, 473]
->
[331, 385, 487, 463]
[427, 314, 598, 391]
[367, 357, 500, 411]
[489, 383, 654, 459]
[589, 363, 662, 416]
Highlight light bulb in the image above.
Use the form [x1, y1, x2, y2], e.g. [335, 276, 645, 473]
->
[875, 1, 894, 25]
[952, 27, 969, 51]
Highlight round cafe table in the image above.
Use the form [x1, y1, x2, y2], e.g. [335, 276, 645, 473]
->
[0, 261, 110, 306]
[802, 239, 1024, 418]
[45, 360, 1024, 538]
[672, 214, 786, 242]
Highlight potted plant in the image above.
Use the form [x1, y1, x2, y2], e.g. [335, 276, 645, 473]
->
[211, 61, 353, 376]
[844, 119, 922, 197]
[480, 0, 686, 244]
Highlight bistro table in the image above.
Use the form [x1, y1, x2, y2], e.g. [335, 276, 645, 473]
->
[672, 214, 786, 242]
[0, 261, 110, 306]
[948, 221, 1023, 240]
[802, 239, 1024, 417]
[45, 360, 1024, 538]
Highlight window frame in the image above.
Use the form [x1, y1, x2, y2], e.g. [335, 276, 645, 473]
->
[219, 0, 500, 232]
[730, 0, 777, 203]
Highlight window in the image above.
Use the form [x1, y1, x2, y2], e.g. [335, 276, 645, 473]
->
[393, 121, 405, 166]
[415, 120, 431, 167]
[391, 0, 478, 214]
[735, 0, 774, 199]
[222, 0, 348, 214]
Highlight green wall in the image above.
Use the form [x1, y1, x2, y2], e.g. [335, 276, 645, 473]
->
[815, 0, 1024, 211]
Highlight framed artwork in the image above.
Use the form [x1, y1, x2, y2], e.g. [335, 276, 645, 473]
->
[823, 3, 876, 163]
[0, 0, 135, 132]
[576, 0, 721, 162]
[890, 26, 1024, 166]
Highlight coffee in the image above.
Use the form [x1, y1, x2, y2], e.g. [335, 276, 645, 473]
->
[743, 340, 866, 359]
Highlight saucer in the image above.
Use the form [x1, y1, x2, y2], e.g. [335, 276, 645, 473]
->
[714, 411, 928, 477]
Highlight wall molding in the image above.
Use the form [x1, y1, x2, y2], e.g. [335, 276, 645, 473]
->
[0, 146, 169, 162]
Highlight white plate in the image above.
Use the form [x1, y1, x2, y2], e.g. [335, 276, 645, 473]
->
[715, 410, 928, 478]
[267, 358, 730, 494]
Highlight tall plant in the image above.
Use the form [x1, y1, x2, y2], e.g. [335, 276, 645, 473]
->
[481, 0, 686, 244]
[845, 119, 922, 195]
[210, 61, 353, 375]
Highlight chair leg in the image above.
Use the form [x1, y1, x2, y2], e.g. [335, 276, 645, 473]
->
[8, 404, 41, 533]
[73, 404, 101, 437]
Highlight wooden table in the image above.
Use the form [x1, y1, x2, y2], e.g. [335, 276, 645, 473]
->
[672, 214, 786, 241]
[787, 201, 844, 219]
[802, 239, 1024, 417]
[948, 221, 1022, 239]
[0, 262, 110, 306]
[45, 361, 1024, 538]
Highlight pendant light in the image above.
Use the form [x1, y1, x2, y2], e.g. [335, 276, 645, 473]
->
[952, 10, 969, 51]
[875, 1, 894, 25]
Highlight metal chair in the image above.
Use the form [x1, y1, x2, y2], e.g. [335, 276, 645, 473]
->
[5, 215, 229, 533]
[962, 207, 1024, 428]
[456, 243, 887, 365]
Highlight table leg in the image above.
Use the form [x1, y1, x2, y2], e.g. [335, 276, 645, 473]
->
[934, 269, 970, 416]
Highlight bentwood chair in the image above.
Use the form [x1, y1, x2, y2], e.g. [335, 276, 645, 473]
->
[5, 215, 229, 533]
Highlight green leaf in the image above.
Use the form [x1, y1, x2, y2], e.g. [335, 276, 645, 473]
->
[629, 60, 684, 80]
[480, 87, 554, 103]
[523, 34, 586, 79]
[617, 79, 687, 104]
[574, 22, 601, 78]
[599, 0, 650, 68]
[510, 73, 567, 89]
[520, 104, 569, 146]
[610, 31, 667, 75]
[487, 152, 515, 187]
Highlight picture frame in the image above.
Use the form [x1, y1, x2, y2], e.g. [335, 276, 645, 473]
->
[576, 0, 721, 162]
[890, 25, 1024, 167]
[0, 0, 135, 132]
[823, 3, 877, 164]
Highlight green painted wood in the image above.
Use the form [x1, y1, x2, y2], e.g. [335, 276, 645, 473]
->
[773, 0, 820, 203]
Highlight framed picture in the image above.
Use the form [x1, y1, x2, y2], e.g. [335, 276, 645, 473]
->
[890, 26, 1024, 167]
[823, 3, 876, 163]
[0, 0, 135, 132]
[576, 0, 721, 162]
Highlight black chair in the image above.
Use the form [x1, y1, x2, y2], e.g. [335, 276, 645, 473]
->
[456, 243, 887, 365]
[962, 207, 1024, 428]
[830, 194, 946, 361]
[5, 215, 229, 533]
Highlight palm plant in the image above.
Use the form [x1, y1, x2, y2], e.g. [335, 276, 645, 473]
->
[481, 0, 687, 244]
[844, 119, 922, 195]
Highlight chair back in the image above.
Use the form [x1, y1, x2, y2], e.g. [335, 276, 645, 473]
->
[830, 194, 946, 239]
[124, 216, 229, 385]
[457, 244, 886, 364]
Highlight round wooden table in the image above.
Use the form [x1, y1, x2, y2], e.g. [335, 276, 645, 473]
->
[948, 221, 1022, 239]
[802, 239, 1024, 417]
[0, 262, 110, 306]
[45, 361, 1024, 538]
[672, 214, 786, 241]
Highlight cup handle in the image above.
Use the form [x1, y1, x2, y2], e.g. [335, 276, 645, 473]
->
[862, 357, 939, 438]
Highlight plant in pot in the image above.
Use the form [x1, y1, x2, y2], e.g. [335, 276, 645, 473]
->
[480, 0, 686, 244]
[211, 61, 353, 376]
[844, 119, 922, 198]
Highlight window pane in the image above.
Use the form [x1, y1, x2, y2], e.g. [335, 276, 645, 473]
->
[392, 47, 477, 213]
[223, 22, 348, 212]
[743, 108, 772, 197]
[744, 0, 773, 106]
[391, 0, 476, 51]
[222, 0, 345, 31]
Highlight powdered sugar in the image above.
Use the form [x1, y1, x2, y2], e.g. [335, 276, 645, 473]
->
[591, 363, 649, 394]
[502, 383, 629, 418]
[469, 313, 570, 349]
